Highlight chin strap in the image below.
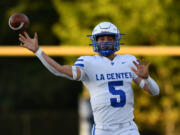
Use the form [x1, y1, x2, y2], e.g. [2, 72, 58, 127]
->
[99, 50, 114, 56]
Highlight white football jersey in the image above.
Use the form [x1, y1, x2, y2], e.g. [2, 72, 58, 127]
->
[74, 54, 138, 125]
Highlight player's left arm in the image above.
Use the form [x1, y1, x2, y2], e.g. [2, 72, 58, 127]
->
[131, 59, 160, 96]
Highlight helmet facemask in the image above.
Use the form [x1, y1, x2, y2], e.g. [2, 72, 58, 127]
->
[94, 33, 117, 56]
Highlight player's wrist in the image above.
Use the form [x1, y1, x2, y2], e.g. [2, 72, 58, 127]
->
[141, 73, 149, 79]
[144, 76, 152, 84]
[139, 75, 150, 89]
[35, 48, 42, 56]
[144, 76, 160, 95]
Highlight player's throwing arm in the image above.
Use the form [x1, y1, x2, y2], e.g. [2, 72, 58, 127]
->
[19, 32, 82, 80]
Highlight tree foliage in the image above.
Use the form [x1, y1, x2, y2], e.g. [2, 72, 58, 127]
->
[52, 0, 180, 46]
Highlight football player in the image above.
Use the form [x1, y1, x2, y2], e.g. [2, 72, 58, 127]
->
[19, 22, 160, 135]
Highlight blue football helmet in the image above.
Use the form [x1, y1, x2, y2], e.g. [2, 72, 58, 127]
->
[88, 22, 124, 56]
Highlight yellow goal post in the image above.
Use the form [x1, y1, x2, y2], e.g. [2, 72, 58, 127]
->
[0, 46, 180, 56]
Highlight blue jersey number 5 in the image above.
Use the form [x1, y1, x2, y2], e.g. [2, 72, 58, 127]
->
[108, 81, 126, 108]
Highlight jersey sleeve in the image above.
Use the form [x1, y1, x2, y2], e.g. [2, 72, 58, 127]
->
[74, 56, 87, 81]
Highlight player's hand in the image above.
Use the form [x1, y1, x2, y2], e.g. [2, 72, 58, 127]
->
[131, 59, 150, 79]
[19, 32, 39, 53]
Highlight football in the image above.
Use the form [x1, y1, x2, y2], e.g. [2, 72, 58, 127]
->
[8, 13, 29, 32]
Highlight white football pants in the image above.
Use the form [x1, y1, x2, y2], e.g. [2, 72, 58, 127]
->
[91, 121, 140, 135]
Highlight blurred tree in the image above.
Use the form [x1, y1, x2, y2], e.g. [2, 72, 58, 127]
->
[52, 0, 180, 46]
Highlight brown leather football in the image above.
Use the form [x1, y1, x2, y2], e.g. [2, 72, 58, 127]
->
[8, 13, 29, 32]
